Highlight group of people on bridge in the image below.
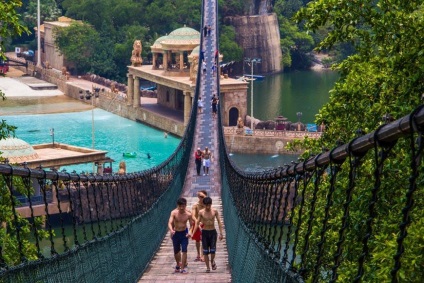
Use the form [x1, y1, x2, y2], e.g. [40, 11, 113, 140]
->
[194, 146, 213, 176]
[168, 192, 223, 274]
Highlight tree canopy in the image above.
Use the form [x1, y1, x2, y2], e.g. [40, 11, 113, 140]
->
[0, 0, 51, 267]
[291, 1, 424, 281]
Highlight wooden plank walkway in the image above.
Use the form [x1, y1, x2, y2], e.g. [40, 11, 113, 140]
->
[138, 0, 231, 281]
[138, 198, 230, 282]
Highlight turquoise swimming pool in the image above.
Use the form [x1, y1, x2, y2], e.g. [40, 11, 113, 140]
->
[2, 109, 180, 173]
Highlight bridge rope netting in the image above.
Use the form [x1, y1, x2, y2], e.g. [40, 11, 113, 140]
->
[218, 105, 424, 282]
[2, 0, 424, 281]
[0, 67, 202, 282]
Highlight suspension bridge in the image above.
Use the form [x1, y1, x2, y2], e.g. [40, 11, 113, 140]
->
[1, 0, 423, 282]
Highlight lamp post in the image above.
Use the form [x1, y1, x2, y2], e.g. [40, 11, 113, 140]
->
[296, 112, 303, 131]
[50, 128, 54, 147]
[36, 0, 41, 67]
[244, 57, 261, 130]
[80, 88, 100, 173]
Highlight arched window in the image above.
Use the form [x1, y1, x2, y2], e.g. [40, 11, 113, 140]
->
[229, 107, 239, 126]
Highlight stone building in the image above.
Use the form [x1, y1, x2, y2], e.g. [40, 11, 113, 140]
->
[127, 26, 248, 127]
[39, 16, 78, 71]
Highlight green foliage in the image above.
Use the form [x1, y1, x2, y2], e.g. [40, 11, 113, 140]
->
[0, 0, 30, 56]
[113, 24, 151, 81]
[274, 0, 315, 70]
[23, 0, 62, 28]
[0, 0, 25, 140]
[277, 16, 314, 70]
[218, 0, 246, 16]
[0, 176, 50, 266]
[219, 25, 243, 62]
[0, 120, 17, 141]
[57, 0, 202, 81]
[53, 22, 100, 74]
[291, 1, 424, 281]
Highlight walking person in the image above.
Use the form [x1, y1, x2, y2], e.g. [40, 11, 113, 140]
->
[202, 147, 212, 176]
[203, 25, 208, 37]
[200, 50, 205, 62]
[211, 95, 218, 119]
[194, 148, 202, 176]
[190, 190, 208, 262]
[194, 196, 224, 273]
[168, 198, 195, 274]
[202, 61, 207, 74]
[211, 62, 217, 75]
[198, 97, 204, 114]
[207, 25, 212, 36]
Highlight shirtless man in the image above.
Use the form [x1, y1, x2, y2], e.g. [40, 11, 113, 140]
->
[202, 147, 212, 176]
[190, 190, 208, 262]
[168, 197, 195, 274]
[195, 196, 223, 273]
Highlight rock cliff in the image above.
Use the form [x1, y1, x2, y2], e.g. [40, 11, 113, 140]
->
[227, 13, 282, 74]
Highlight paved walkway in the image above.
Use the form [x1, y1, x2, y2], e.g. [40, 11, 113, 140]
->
[138, 0, 231, 281]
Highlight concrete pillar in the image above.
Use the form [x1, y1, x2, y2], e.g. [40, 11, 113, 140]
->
[32, 177, 41, 196]
[133, 76, 140, 108]
[152, 53, 157, 69]
[52, 185, 58, 203]
[127, 74, 134, 106]
[97, 163, 103, 176]
[163, 52, 168, 70]
[179, 52, 184, 70]
[184, 91, 192, 126]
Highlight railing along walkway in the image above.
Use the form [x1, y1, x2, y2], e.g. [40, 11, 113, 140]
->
[138, 0, 231, 281]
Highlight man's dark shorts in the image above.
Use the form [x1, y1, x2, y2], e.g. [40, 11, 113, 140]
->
[202, 229, 217, 255]
[172, 231, 189, 254]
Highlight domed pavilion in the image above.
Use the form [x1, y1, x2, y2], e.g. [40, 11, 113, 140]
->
[0, 137, 39, 163]
[127, 26, 248, 131]
[151, 26, 200, 75]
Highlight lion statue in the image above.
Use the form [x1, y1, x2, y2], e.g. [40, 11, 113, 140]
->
[131, 40, 143, 67]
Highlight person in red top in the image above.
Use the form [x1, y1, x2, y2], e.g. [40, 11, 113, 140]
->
[191, 190, 207, 262]
[194, 148, 202, 176]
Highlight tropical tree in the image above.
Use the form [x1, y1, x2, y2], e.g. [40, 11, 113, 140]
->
[218, 0, 246, 16]
[1, 0, 51, 267]
[0, 0, 30, 61]
[53, 21, 101, 74]
[114, 24, 151, 81]
[291, 1, 424, 281]
[274, 0, 314, 70]
[278, 17, 314, 70]
[23, 0, 62, 28]
[219, 25, 243, 63]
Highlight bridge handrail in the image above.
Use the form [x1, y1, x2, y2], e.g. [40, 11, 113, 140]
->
[219, 104, 424, 282]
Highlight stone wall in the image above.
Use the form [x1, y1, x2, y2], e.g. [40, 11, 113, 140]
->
[224, 134, 300, 155]
[220, 90, 247, 126]
[227, 13, 282, 74]
[11, 62, 307, 153]
[65, 83, 185, 137]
